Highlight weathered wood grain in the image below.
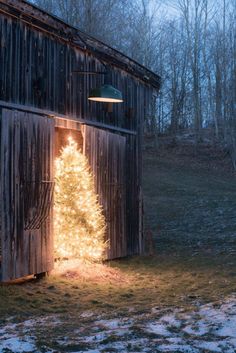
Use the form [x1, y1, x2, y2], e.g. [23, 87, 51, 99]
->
[84, 125, 128, 259]
[0, 109, 54, 281]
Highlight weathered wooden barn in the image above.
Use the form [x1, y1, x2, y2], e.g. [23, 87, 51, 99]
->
[0, 0, 160, 281]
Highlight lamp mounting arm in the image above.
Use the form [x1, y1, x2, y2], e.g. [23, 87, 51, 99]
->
[71, 63, 123, 103]
[72, 70, 107, 75]
[72, 62, 110, 78]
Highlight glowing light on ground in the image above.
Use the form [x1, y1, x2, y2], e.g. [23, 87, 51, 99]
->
[54, 136, 107, 262]
[53, 259, 131, 284]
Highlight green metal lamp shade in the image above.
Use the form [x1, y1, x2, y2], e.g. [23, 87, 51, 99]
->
[88, 84, 123, 103]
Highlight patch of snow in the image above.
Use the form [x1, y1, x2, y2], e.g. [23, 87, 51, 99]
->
[183, 323, 209, 336]
[0, 323, 17, 334]
[220, 301, 236, 313]
[23, 315, 61, 328]
[214, 318, 236, 338]
[229, 338, 236, 348]
[160, 313, 181, 328]
[126, 337, 151, 346]
[167, 337, 185, 344]
[158, 343, 199, 352]
[75, 349, 101, 353]
[151, 307, 160, 314]
[101, 340, 128, 350]
[199, 306, 227, 325]
[110, 328, 129, 336]
[95, 318, 132, 330]
[95, 318, 121, 329]
[80, 331, 107, 343]
[196, 340, 224, 352]
[0, 336, 36, 353]
[146, 322, 171, 336]
[80, 311, 94, 318]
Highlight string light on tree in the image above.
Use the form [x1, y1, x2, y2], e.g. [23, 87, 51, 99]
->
[54, 136, 107, 262]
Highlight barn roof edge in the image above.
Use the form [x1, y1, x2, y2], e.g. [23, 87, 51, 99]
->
[0, 0, 161, 89]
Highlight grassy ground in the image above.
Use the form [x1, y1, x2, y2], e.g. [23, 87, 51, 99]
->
[143, 141, 236, 304]
[1, 139, 236, 351]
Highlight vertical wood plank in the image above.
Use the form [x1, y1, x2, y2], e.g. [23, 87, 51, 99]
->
[1, 108, 54, 281]
[84, 126, 127, 259]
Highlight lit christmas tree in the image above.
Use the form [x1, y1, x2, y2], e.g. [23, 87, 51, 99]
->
[54, 136, 107, 262]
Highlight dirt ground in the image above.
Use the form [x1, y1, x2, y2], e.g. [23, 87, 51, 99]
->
[1, 140, 236, 352]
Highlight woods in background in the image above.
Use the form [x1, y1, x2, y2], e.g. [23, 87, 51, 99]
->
[32, 0, 236, 164]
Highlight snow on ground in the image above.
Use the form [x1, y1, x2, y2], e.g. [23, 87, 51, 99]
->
[0, 316, 59, 353]
[1, 296, 236, 352]
[146, 322, 172, 337]
[0, 337, 36, 353]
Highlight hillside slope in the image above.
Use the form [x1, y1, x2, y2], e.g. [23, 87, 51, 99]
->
[143, 138, 236, 257]
[142, 138, 236, 300]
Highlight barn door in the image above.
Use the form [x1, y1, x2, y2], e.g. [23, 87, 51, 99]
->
[83, 126, 126, 259]
[1, 109, 54, 281]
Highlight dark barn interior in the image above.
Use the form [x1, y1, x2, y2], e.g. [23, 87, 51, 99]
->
[0, 0, 160, 281]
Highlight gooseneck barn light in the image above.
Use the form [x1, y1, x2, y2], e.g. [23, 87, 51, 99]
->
[73, 66, 123, 103]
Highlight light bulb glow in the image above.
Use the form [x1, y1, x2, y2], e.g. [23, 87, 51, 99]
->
[54, 136, 107, 262]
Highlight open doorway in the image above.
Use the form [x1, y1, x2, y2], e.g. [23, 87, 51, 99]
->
[54, 125, 107, 262]
[55, 126, 83, 158]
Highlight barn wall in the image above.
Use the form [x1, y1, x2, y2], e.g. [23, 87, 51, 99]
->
[0, 6, 156, 266]
[0, 12, 154, 133]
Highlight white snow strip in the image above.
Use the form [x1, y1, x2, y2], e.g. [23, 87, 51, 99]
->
[158, 343, 198, 352]
[75, 349, 101, 353]
[23, 315, 61, 328]
[95, 318, 132, 330]
[79, 332, 107, 343]
[146, 322, 171, 336]
[80, 311, 94, 318]
[167, 337, 186, 344]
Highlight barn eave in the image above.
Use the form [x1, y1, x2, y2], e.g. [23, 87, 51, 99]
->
[0, 0, 161, 90]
